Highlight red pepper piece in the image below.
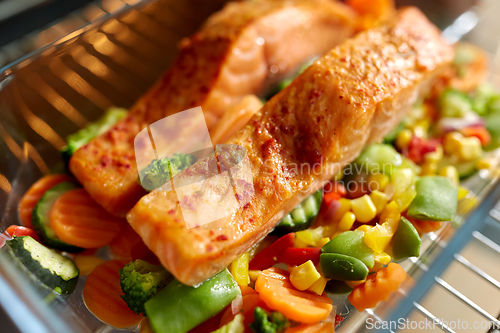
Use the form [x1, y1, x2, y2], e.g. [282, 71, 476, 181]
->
[323, 182, 346, 206]
[249, 233, 295, 270]
[4, 225, 41, 243]
[279, 247, 321, 266]
[406, 137, 439, 164]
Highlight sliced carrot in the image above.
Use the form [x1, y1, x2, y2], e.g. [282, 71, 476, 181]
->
[109, 223, 143, 259]
[255, 268, 333, 324]
[240, 284, 258, 297]
[285, 322, 335, 333]
[405, 215, 443, 235]
[83, 259, 143, 328]
[18, 174, 74, 228]
[461, 126, 491, 146]
[49, 188, 125, 248]
[73, 255, 106, 276]
[348, 262, 407, 311]
[220, 293, 270, 332]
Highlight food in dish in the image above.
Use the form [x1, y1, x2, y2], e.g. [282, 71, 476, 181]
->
[69, 0, 357, 217]
[128, 6, 454, 286]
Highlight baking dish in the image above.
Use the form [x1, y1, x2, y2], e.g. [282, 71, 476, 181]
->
[1, 0, 500, 332]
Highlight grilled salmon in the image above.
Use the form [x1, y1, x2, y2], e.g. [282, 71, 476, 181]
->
[69, 0, 356, 217]
[127, 7, 454, 286]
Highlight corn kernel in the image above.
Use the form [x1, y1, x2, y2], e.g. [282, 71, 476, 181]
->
[356, 225, 373, 233]
[420, 162, 438, 176]
[308, 276, 328, 295]
[413, 125, 426, 139]
[424, 146, 443, 164]
[338, 212, 356, 231]
[370, 190, 389, 215]
[368, 173, 390, 192]
[374, 252, 391, 265]
[345, 279, 366, 288]
[317, 237, 330, 248]
[249, 270, 261, 281]
[350, 195, 377, 223]
[444, 131, 463, 155]
[290, 260, 321, 291]
[438, 166, 460, 187]
[476, 157, 494, 170]
[395, 129, 413, 150]
[458, 137, 482, 161]
[333, 198, 351, 222]
[457, 186, 469, 200]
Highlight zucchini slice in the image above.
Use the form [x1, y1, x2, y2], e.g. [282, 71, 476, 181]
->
[274, 190, 323, 234]
[32, 182, 84, 253]
[6, 236, 79, 294]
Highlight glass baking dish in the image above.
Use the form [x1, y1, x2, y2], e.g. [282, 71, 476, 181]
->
[1, 1, 499, 332]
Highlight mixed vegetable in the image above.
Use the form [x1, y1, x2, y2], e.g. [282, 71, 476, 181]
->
[2, 10, 500, 333]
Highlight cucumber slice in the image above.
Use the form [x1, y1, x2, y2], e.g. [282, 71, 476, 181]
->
[32, 182, 84, 253]
[6, 236, 79, 294]
[274, 190, 323, 234]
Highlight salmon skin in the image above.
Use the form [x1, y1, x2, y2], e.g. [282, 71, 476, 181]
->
[127, 7, 454, 286]
[69, 0, 356, 217]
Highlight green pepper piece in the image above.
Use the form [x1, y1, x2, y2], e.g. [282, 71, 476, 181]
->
[145, 269, 240, 333]
[324, 279, 353, 295]
[392, 217, 421, 261]
[355, 144, 402, 175]
[321, 231, 375, 268]
[320, 253, 369, 281]
[407, 176, 458, 221]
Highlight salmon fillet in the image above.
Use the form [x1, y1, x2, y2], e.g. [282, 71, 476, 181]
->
[127, 7, 454, 286]
[69, 0, 356, 216]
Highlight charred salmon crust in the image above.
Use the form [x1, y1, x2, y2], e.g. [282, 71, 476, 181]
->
[127, 7, 454, 285]
[69, 0, 356, 216]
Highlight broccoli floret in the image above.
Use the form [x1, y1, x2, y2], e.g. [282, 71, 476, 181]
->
[139, 153, 196, 191]
[60, 107, 128, 160]
[249, 307, 288, 333]
[119, 259, 171, 316]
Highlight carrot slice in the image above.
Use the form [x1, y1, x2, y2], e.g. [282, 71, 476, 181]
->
[109, 223, 143, 258]
[285, 322, 335, 333]
[18, 174, 74, 228]
[255, 268, 333, 324]
[73, 255, 106, 276]
[348, 262, 407, 311]
[83, 259, 143, 328]
[50, 188, 124, 248]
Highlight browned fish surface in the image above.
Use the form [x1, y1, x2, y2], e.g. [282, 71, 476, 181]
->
[128, 7, 454, 286]
[69, 0, 356, 216]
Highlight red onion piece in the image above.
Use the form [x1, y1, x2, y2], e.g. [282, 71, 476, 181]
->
[231, 294, 243, 315]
